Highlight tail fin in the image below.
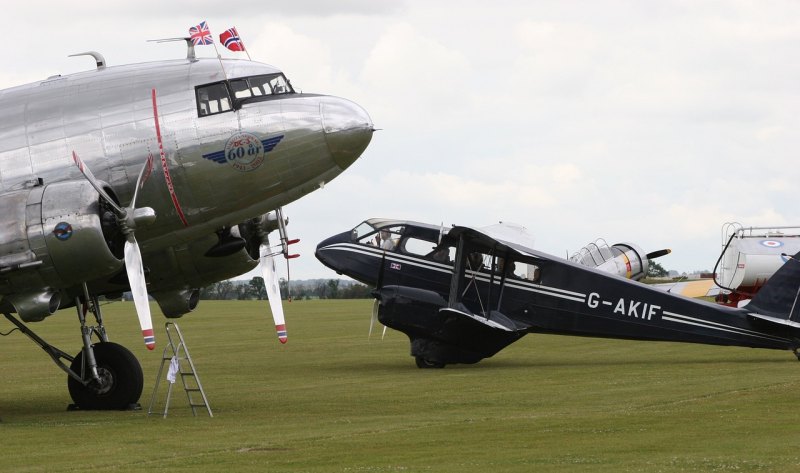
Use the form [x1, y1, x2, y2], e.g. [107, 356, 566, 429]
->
[746, 251, 800, 324]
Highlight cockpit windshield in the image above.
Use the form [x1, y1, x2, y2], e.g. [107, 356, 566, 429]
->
[352, 221, 404, 250]
[229, 73, 294, 100]
[196, 73, 295, 117]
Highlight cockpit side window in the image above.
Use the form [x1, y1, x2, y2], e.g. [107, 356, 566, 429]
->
[196, 82, 232, 116]
[230, 79, 252, 99]
[356, 225, 404, 250]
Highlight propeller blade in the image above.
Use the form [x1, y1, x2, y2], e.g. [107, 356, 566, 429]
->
[71, 151, 124, 215]
[129, 152, 155, 211]
[260, 243, 287, 344]
[124, 239, 155, 350]
[369, 299, 379, 339]
[646, 249, 672, 260]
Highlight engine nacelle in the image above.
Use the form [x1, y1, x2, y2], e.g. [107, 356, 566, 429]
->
[152, 289, 201, 318]
[0, 180, 123, 308]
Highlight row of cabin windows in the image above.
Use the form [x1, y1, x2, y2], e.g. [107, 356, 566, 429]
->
[195, 73, 294, 117]
[357, 228, 540, 282]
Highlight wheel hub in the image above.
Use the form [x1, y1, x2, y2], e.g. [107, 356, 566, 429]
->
[88, 367, 114, 395]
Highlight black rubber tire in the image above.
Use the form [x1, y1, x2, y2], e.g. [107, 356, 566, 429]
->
[415, 356, 445, 369]
[67, 342, 144, 410]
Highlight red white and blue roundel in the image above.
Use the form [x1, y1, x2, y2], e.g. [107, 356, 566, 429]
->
[202, 132, 284, 172]
[760, 239, 783, 248]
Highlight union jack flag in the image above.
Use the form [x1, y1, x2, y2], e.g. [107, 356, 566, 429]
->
[220, 27, 245, 52]
[189, 21, 213, 46]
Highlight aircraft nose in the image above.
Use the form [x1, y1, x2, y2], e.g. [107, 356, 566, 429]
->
[321, 98, 374, 170]
[315, 230, 353, 271]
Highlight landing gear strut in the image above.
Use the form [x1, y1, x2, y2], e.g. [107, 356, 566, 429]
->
[3, 286, 143, 410]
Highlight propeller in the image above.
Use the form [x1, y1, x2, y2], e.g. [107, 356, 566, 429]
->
[259, 238, 287, 344]
[368, 252, 388, 340]
[368, 299, 388, 340]
[646, 249, 672, 260]
[72, 151, 157, 350]
[255, 207, 299, 344]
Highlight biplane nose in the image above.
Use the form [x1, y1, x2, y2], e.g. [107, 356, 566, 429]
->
[322, 98, 374, 169]
[315, 230, 353, 273]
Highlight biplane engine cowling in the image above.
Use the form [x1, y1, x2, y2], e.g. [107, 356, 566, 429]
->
[0, 180, 124, 319]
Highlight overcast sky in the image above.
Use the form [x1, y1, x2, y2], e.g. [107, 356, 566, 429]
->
[3, 1, 800, 280]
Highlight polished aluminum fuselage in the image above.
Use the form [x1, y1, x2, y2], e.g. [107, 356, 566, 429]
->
[0, 57, 372, 296]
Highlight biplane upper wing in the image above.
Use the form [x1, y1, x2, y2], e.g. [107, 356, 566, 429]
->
[448, 224, 540, 259]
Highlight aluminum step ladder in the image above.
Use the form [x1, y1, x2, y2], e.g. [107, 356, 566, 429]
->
[147, 322, 213, 418]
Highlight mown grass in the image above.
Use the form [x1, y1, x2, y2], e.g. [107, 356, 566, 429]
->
[2, 299, 800, 472]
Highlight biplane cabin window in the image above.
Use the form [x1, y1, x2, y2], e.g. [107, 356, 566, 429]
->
[465, 252, 541, 282]
[196, 82, 232, 116]
[403, 238, 456, 264]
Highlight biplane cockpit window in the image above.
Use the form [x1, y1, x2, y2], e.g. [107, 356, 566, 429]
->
[196, 82, 232, 116]
[355, 224, 404, 250]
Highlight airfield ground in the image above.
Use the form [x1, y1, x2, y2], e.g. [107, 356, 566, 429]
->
[1, 299, 799, 472]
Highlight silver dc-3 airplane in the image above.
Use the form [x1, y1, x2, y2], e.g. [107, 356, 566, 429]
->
[316, 219, 800, 368]
[0, 43, 373, 409]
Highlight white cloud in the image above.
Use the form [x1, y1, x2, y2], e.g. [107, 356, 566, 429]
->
[4, 1, 800, 280]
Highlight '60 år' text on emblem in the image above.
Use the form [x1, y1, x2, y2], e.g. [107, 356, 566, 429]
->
[225, 132, 266, 172]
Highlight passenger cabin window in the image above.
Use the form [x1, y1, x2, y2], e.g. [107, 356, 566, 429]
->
[400, 238, 456, 264]
[465, 252, 541, 282]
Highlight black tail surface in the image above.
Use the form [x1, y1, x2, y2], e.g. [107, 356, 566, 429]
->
[747, 251, 800, 322]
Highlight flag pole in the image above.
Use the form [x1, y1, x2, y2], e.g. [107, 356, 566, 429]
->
[240, 31, 252, 61]
[208, 24, 229, 81]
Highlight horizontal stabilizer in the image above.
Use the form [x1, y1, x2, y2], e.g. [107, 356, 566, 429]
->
[748, 312, 800, 330]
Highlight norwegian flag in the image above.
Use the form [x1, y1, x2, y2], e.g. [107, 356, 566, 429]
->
[189, 21, 213, 46]
[220, 27, 245, 52]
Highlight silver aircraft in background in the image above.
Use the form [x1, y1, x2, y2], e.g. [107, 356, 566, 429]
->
[0, 45, 373, 409]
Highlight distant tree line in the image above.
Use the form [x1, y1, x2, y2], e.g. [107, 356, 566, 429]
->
[199, 277, 373, 300]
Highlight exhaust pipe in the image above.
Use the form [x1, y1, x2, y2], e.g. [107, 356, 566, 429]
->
[8, 291, 61, 322]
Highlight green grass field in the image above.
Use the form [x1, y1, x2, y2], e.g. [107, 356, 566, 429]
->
[2, 299, 800, 472]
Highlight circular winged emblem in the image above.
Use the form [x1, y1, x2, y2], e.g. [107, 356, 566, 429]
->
[225, 132, 265, 172]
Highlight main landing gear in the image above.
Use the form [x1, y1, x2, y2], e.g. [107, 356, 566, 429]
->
[3, 286, 143, 410]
